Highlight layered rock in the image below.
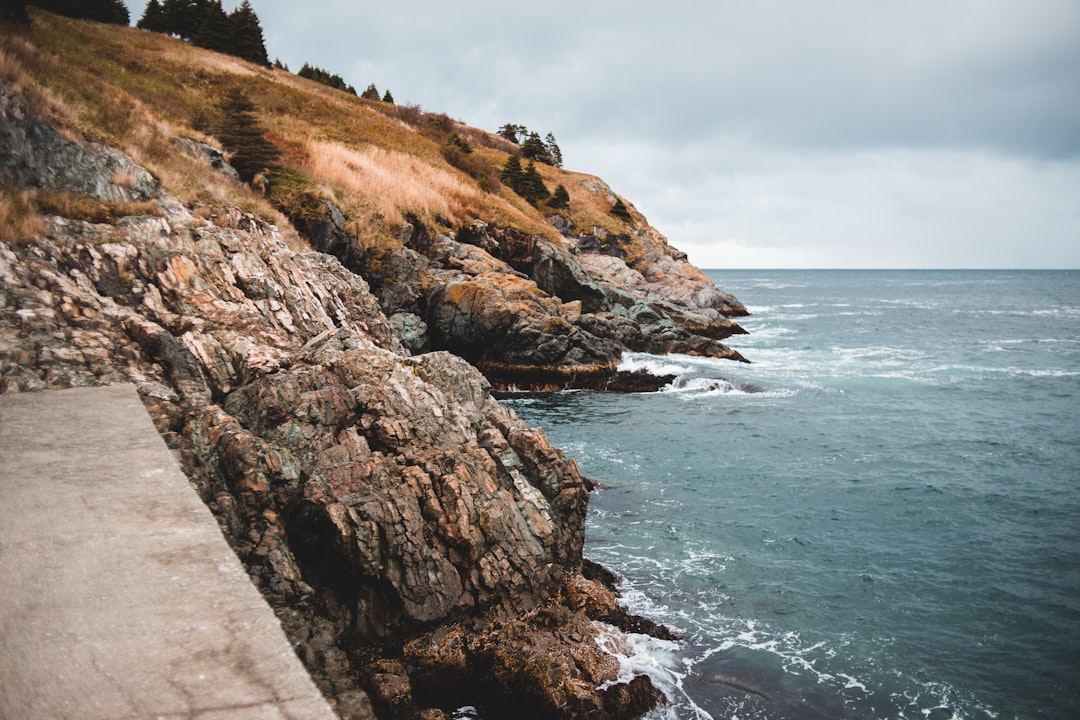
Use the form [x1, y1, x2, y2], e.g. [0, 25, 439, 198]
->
[340, 211, 749, 392]
[1, 88, 671, 719]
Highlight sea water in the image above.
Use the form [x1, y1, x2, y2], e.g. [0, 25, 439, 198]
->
[501, 270, 1080, 720]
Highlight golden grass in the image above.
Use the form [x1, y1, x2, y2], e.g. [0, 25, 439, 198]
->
[0, 190, 43, 245]
[33, 191, 162, 224]
[305, 140, 477, 226]
[303, 141, 560, 244]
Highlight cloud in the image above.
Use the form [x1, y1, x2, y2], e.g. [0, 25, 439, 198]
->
[619, 145, 1080, 268]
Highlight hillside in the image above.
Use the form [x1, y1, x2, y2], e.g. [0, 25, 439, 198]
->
[2, 8, 747, 391]
[1, 9, 748, 720]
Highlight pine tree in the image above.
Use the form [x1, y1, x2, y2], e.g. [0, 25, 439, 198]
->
[544, 132, 563, 168]
[360, 83, 380, 101]
[519, 161, 550, 206]
[216, 86, 281, 183]
[521, 131, 552, 164]
[549, 184, 570, 209]
[500, 154, 523, 189]
[228, 0, 269, 66]
[191, 0, 232, 55]
[31, 0, 129, 24]
[610, 198, 632, 222]
[298, 63, 356, 94]
[137, 0, 166, 31]
[157, 0, 208, 40]
[382, 89, 395, 104]
[497, 123, 525, 144]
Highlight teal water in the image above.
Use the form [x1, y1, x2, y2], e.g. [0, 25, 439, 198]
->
[502, 270, 1080, 720]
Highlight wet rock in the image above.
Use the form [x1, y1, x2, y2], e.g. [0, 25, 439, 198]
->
[402, 597, 661, 720]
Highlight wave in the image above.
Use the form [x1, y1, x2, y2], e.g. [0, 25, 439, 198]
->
[597, 577, 992, 720]
[618, 353, 793, 398]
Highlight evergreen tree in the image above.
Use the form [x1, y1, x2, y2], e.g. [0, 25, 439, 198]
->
[191, 0, 232, 55]
[520, 131, 552, 164]
[500, 154, 550, 206]
[360, 83, 380, 101]
[298, 63, 356, 94]
[500, 154, 523, 189]
[228, 0, 269, 66]
[136, 0, 166, 31]
[31, 0, 129, 24]
[549, 184, 570, 209]
[447, 133, 473, 154]
[610, 198, 632, 222]
[382, 89, 394, 104]
[157, 0, 208, 40]
[497, 123, 526, 144]
[216, 86, 281, 183]
[520, 161, 550, 205]
[544, 132, 563, 168]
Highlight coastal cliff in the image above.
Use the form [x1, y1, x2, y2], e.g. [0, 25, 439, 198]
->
[1, 11, 747, 719]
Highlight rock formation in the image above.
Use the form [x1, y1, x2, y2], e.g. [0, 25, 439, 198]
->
[348, 211, 749, 392]
[1, 86, 692, 719]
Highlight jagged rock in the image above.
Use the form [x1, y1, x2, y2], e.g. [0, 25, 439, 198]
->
[401, 592, 662, 720]
[387, 311, 429, 353]
[0, 88, 158, 202]
[423, 235, 626, 388]
[175, 137, 240, 181]
[290, 194, 366, 271]
[0, 91, 674, 719]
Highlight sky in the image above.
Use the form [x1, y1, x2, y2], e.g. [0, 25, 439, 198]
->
[122, 1, 1080, 269]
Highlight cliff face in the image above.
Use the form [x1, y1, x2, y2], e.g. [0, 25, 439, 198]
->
[348, 194, 749, 392]
[1, 86, 670, 719]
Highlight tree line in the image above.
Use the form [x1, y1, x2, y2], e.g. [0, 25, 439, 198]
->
[5, 1, 130, 24]
[137, 0, 269, 66]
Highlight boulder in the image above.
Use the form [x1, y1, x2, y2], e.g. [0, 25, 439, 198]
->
[175, 137, 240, 181]
[0, 88, 158, 202]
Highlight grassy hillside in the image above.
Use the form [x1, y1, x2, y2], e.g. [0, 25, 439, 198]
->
[1, 9, 643, 255]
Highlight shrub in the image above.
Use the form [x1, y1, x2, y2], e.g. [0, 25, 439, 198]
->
[610, 197, 632, 222]
[549, 184, 570, 209]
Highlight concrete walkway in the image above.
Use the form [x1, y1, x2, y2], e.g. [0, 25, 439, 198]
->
[0, 384, 338, 720]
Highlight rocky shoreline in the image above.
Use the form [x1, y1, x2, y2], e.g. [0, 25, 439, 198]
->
[1, 85, 745, 719]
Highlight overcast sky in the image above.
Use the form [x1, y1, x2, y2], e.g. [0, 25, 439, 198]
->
[124, 0, 1080, 268]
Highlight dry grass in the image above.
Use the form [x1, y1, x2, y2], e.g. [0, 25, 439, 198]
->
[33, 191, 162, 224]
[0, 190, 43, 245]
[306, 140, 475, 226]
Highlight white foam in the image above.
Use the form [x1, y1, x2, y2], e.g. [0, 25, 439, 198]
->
[594, 623, 716, 720]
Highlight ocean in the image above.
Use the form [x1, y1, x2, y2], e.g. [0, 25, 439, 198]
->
[500, 270, 1080, 720]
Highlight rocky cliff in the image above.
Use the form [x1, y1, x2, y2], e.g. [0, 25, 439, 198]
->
[1, 13, 750, 717]
[0, 84, 688, 719]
